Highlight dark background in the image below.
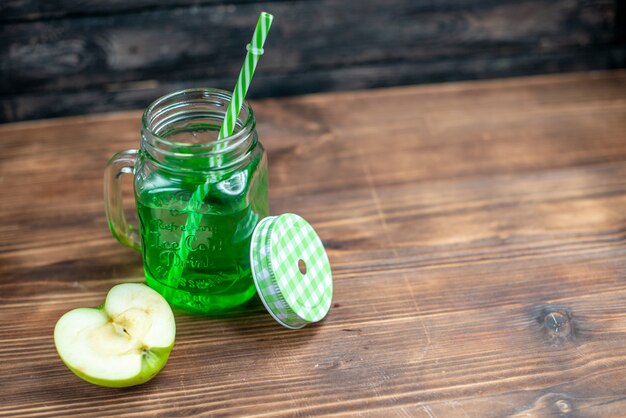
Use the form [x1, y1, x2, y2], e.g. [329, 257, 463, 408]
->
[1, 0, 625, 123]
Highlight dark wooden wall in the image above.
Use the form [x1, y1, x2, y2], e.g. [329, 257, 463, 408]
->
[1, 0, 625, 122]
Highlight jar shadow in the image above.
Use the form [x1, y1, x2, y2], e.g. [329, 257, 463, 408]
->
[172, 294, 322, 349]
[170, 294, 265, 319]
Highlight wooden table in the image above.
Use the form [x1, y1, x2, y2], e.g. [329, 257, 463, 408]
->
[2, 71, 626, 417]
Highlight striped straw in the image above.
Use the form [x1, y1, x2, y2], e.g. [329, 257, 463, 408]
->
[167, 12, 274, 282]
[218, 12, 273, 140]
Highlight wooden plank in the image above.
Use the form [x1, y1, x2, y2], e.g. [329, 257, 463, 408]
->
[0, 0, 255, 22]
[3, 46, 625, 123]
[1, 0, 623, 122]
[5, 0, 614, 92]
[1, 71, 626, 416]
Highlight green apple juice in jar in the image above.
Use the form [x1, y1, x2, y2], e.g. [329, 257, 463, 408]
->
[107, 89, 268, 314]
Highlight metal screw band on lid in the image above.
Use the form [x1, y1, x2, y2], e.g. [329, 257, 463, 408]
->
[250, 214, 333, 329]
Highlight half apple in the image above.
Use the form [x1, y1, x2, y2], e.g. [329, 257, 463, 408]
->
[54, 283, 176, 388]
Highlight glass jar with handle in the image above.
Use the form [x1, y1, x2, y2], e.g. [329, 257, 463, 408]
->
[105, 88, 269, 314]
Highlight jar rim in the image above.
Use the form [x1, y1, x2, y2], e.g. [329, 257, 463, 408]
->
[141, 87, 255, 155]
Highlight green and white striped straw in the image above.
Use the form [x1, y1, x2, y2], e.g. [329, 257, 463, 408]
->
[168, 12, 274, 282]
[218, 12, 273, 140]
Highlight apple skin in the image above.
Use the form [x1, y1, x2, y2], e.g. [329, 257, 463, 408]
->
[53, 283, 176, 388]
[55, 330, 174, 388]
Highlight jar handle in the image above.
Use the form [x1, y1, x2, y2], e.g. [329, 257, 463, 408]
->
[104, 150, 141, 252]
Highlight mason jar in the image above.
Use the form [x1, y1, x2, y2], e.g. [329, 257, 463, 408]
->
[105, 88, 269, 314]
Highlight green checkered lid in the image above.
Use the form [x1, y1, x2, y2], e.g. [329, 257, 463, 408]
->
[250, 214, 333, 329]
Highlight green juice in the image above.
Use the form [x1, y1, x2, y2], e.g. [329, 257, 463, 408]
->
[135, 145, 269, 314]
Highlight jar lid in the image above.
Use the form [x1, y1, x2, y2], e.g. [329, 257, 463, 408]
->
[250, 214, 333, 329]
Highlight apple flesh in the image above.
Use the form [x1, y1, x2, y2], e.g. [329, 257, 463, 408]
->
[54, 283, 176, 388]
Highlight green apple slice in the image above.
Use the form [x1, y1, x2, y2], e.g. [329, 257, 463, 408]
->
[54, 283, 176, 388]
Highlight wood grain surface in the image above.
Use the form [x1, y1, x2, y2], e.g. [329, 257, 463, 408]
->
[2, 0, 624, 122]
[1, 71, 626, 416]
